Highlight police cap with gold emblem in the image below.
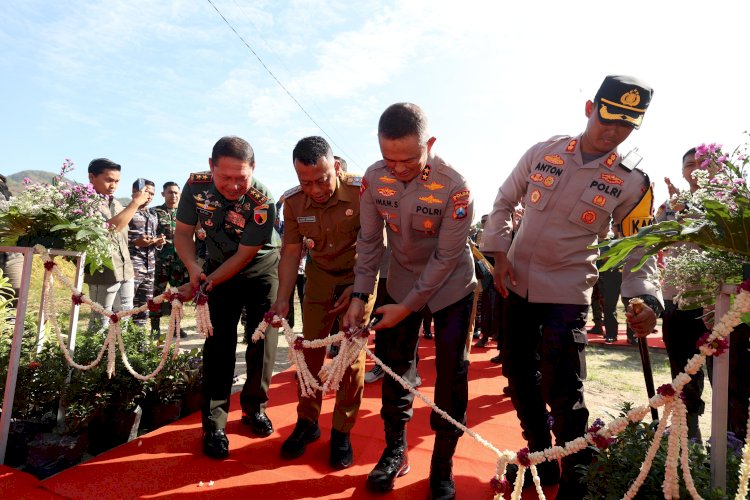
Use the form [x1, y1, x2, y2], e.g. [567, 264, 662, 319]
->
[594, 75, 653, 130]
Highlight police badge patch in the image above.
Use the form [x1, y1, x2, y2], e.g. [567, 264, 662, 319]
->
[452, 201, 468, 220]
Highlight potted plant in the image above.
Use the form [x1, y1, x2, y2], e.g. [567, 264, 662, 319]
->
[578, 403, 742, 498]
[0, 159, 114, 274]
[180, 349, 203, 417]
[141, 345, 189, 430]
[0, 303, 67, 468]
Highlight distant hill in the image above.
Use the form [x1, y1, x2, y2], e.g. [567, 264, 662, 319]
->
[3, 170, 129, 205]
[4, 170, 67, 196]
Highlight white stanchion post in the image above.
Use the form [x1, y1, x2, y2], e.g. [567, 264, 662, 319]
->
[711, 284, 733, 490]
[0, 247, 35, 463]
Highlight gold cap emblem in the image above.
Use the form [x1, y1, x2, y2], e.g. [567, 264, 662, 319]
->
[620, 89, 641, 107]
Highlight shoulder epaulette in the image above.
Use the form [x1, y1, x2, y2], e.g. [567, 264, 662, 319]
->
[617, 149, 643, 172]
[188, 172, 212, 184]
[281, 185, 303, 203]
[343, 173, 362, 187]
[247, 185, 269, 206]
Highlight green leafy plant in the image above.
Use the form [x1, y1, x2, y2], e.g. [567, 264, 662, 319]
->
[0, 159, 114, 273]
[579, 403, 741, 499]
[600, 138, 750, 308]
[0, 310, 67, 423]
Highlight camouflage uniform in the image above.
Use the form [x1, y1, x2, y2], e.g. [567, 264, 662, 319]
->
[128, 208, 158, 326]
[150, 204, 190, 321]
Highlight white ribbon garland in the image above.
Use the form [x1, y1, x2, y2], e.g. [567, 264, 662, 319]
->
[253, 295, 750, 500]
[36, 245, 186, 381]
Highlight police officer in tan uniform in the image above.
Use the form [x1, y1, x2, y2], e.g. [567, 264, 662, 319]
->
[481, 76, 663, 498]
[270, 136, 373, 469]
[344, 103, 476, 500]
[174, 136, 280, 460]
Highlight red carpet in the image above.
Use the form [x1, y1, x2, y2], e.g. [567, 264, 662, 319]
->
[37, 340, 556, 499]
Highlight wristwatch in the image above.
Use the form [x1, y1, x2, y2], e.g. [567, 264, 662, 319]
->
[350, 292, 370, 302]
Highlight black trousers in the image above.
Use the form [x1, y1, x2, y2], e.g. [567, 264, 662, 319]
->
[503, 291, 589, 494]
[661, 300, 707, 416]
[599, 269, 622, 340]
[379, 292, 473, 435]
[202, 267, 278, 431]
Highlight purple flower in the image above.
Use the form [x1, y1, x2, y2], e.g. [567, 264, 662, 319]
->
[23, 177, 32, 184]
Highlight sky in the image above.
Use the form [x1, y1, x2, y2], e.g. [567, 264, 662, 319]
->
[2, 0, 750, 220]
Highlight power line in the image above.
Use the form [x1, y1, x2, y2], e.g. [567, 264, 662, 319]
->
[205, 0, 360, 169]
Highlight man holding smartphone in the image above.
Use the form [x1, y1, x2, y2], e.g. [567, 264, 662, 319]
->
[127, 178, 165, 328]
[269, 136, 374, 470]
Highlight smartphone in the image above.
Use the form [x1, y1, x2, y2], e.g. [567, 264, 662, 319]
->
[136, 178, 146, 191]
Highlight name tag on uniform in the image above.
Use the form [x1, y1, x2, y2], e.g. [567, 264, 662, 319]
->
[225, 210, 246, 228]
[297, 216, 316, 223]
[196, 207, 212, 217]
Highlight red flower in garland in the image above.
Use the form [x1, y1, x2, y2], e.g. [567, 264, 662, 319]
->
[490, 476, 510, 494]
[591, 434, 616, 449]
[696, 333, 729, 356]
[43, 260, 56, 271]
[737, 277, 750, 294]
[657, 383, 676, 397]
[516, 447, 531, 467]
[194, 293, 208, 306]
[147, 299, 160, 312]
[263, 311, 275, 322]
[27, 361, 42, 370]
[293, 337, 304, 351]
[110, 313, 119, 324]
[71, 293, 85, 305]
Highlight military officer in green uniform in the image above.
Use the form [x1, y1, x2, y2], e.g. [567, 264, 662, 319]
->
[175, 136, 280, 459]
[150, 181, 190, 338]
[270, 136, 374, 469]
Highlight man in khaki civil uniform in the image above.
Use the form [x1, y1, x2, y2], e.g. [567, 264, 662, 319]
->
[270, 136, 374, 469]
[481, 75, 663, 498]
[344, 103, 476, 500]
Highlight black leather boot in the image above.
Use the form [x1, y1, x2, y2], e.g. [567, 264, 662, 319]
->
[429, 433, 459, 500]
[366, 423, 410, 492]
[329, 428, 353, 469]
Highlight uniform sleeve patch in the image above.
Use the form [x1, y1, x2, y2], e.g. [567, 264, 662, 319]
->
[253, 206, 268, 225]
[452, 200, 468, 219]
[360, 178, 369, 197]
[450, 189, 470, 202]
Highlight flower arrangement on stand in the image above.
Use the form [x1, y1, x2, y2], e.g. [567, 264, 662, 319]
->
[0, 159, 114, 274]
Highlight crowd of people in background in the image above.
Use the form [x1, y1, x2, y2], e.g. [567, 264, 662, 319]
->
[2, 74, 749, 500]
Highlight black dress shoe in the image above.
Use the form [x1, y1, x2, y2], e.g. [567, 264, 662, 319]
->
[281, 419, 321, 459]
[490, 353, 502, 364]
[203, 429, 229, 459]
[179, 329, 187, 338]
[423, 330, 433, 340]
[475, 337, 488, 348]
[329, 428, 353, 469]
[627, 338, 639, 345]
[604, 337, 617, 343]
[241, 411, 274, 437]
[587, 326, 604, 335]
